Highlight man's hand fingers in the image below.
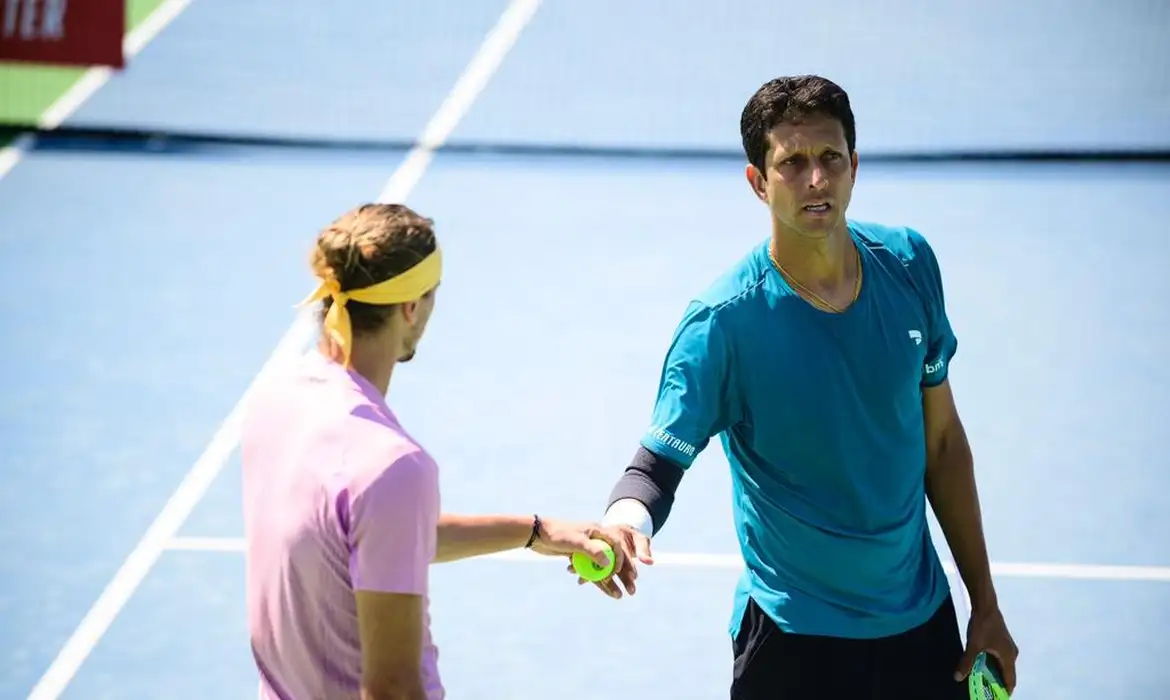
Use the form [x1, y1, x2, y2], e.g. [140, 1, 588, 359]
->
[582, 529, 627, 568]
[585, 526, 633, 575]
[597, 526, 650, 594]
[563, 547, 631, 597]
[568, 562, 623, 598]
[986, 647, 1018, 693]
[555, 525, 649, 600]
[633, 533, 654, 564]
[594, 578, 623, 599]
[614, 558, 638, 595]
[582, 535, 637, 596]
[582, 533, 622, 571]
[953, 645, 978, 682]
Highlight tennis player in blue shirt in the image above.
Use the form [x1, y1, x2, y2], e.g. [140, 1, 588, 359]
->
[594, 75, 1019, 699]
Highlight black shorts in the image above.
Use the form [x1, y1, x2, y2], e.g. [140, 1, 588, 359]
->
[731, 595, 967, 700]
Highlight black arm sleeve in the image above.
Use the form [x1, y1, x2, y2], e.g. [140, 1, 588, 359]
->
[606, 446, 685, 535]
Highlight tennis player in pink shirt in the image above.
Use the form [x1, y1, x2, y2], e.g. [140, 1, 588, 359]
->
[240, 204, 649, 700]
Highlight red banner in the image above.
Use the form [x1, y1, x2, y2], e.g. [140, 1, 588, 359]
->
[0, 0, 125, 69]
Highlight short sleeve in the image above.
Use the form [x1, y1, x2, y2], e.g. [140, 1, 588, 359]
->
[639, 301, 735, 468]
[348, 452, 439, 595]
[907, 229, 957, 387]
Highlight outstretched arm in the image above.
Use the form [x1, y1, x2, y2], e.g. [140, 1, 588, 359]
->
[592, 301, 737, 597]
[433, 514, 535, 563]
[434, 512, 637, 590]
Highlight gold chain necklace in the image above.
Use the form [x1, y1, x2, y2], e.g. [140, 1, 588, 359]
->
[769, 243, 862, 313]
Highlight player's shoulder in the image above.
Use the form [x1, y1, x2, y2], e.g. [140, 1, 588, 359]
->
[345, 443, 439, 527]
[352, 435, 439, 500]
[688, 239, 771, 317]
[849, 218, 936, 265]
[358, 413, 435, 471]
[332, 385, 439, 493]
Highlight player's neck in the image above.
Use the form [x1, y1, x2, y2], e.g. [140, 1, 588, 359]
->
[769, 222, 855, 288]
[319, 338, 396, 396]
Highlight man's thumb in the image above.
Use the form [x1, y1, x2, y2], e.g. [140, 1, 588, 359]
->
[954, 647, 979, 682]
[634, 535, 654, 564]
[584, 539, 613, 569]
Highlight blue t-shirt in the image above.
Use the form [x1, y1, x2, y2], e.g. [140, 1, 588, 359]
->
[640, 220, 957, 640]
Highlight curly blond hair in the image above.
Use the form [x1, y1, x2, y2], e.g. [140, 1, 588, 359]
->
[308, 203, 438, 335]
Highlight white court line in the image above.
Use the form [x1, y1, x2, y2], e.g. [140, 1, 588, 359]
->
[167, 536, 1170, 583]
[0, 0, 192, 182]
[22, 2, 543, 699]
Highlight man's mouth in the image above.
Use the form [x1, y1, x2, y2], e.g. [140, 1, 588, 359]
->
[803, 202, 831, 213]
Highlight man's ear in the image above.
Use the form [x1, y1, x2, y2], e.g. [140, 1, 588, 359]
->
[399, 300, 418, 324]
[745, 164, 768, 202]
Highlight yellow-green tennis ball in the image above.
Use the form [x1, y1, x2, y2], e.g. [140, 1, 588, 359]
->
[572, 541, 615, 582]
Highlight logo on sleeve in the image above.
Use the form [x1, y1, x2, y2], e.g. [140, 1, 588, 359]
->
[647, 426, 697, 458]
[924, 357, 945, 375]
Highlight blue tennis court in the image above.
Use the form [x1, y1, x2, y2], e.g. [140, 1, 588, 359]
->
[2, 1, 1169, 698]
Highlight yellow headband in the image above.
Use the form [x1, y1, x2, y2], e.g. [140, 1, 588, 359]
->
[298, 248, 442, 366]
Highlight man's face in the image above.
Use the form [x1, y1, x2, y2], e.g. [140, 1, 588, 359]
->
[746, 116, 858, 239]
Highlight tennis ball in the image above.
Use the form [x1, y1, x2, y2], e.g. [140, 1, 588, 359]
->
[572, 541, 615, 582]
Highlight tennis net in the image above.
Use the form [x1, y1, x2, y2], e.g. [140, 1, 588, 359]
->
[3, 0, 1169, 162]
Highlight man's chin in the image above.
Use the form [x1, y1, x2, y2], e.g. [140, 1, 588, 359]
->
[792, 216, 840, 239]
[398, 350, 416, 363]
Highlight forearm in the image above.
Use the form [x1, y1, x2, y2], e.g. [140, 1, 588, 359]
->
[925, 423, 998, 611]
[605, 447, 685, 535]
[433, 513, 533, 563]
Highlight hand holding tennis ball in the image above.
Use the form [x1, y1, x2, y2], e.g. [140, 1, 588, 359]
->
[955, 605, 1018, 695]
[527, 519, 634, 589]
[525, 517, 649, 598]
[565, 525, 654, 600]
[572, 541, 616, 582]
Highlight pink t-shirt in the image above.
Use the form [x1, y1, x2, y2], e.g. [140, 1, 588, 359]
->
[240, 350, 443, 699]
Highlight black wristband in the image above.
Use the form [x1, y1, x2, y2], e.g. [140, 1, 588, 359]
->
[524, 514, 541, 548]
[606, 447, 685, 535]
